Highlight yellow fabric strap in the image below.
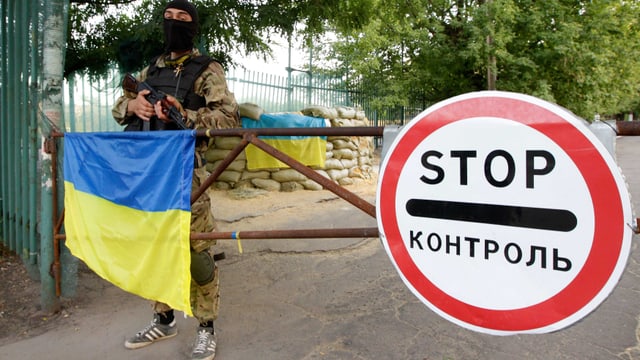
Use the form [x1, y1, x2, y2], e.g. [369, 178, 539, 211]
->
[164, 54, 191, 67]
[233, 232, 243, 254]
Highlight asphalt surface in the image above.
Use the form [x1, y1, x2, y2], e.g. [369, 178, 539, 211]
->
[2, 135, 640, 360]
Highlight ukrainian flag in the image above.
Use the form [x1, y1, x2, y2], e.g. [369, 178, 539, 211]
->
[242, 113, 327, 170]
[64, 131, 195, 316]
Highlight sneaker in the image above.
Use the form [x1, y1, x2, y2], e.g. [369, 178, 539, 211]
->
[191, 326, 217, 360]
[124, 313, 178, 349]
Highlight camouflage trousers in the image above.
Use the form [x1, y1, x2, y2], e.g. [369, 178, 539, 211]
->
[153, 167, 220, 322]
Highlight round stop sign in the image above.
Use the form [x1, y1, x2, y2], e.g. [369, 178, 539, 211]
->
[377, 91, 633, 335]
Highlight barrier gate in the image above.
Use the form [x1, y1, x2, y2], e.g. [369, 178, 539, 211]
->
[49, 126, 384, 296]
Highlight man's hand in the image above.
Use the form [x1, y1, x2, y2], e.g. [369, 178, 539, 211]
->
[127, 89, 154, 121]
[155, 95, 186, 123]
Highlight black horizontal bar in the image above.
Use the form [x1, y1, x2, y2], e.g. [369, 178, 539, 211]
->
[406, 199, 577, 232]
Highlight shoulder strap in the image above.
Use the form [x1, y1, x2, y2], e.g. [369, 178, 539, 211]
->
[189, 55, 215, 79]
[145, 55, 162, 78]
[180, 55, 215, 110]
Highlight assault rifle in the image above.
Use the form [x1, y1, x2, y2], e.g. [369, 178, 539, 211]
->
[122, 73, 188, 130]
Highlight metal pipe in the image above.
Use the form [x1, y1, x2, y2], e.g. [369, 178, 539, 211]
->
[55, 227, 379, 241]
[49, 138, 62, 297]
[191, 227, 380, 240]
[52, 126, 385, 138]
[616, 121, 640, 136]
[197, 126, 384, 138]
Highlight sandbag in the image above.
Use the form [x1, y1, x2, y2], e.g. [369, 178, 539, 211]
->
[301, 105, 338, 119]
[217, 170, 242, 183]
[336, 106, 356, 119]
[240, 170, 271, 180]
[271, 169, 308, 182]
[301, 179, 323, 191]
[327, 168, 349, 181]
[324, 158, 344, 170]
[205, 148, 230, 162]
[239, 102, 263, 120]
[251, 178, 281, 191]
[214, 136, 243, 150]
[281, 181, 305, 192]
[332, 148, 357, 160]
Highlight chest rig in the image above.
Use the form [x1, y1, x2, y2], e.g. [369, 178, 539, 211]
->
[125, 54, 212, 131]
[146, 54, 212, 112]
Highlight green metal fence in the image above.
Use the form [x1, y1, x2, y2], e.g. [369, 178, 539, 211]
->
[0, 0, 42, 270]
[64, 66, 424, 133]
[227, 67, 355, 113]
[65, 69, 123, 132]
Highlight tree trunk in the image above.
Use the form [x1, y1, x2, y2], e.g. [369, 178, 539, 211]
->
[487, 37, 496, 90]
[39, 0, 70, 314]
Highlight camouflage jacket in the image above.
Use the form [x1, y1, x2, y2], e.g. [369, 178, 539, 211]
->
[112, 49, 240, 134]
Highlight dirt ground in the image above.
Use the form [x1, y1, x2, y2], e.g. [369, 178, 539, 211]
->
[0, 242, 69, 344]
[0, 241, 95, 345]
[0, 245, 40, 340]
[0, 169, 380, 348]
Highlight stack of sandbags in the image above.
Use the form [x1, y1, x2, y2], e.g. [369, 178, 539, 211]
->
[203, 136, 247, 189]
[204, 104, 375, 191]
[307, 105, 375, 186]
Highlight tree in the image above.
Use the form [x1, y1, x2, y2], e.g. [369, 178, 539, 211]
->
[481, 0, 640, 118]
[66, 0, 278, 76]
[41, 0, 69, 314]
[316, 0, 640, 119]
[65, 0, 377, 77]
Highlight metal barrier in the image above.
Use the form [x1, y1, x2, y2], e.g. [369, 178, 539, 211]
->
[49, 126, 384, 296]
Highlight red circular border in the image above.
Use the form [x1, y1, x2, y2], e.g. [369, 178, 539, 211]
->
[379, 95, 624, 331]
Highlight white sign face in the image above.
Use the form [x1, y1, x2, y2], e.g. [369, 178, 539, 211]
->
[377, 91, 633, 335]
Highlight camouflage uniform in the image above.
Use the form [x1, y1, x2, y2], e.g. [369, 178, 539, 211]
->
[112, 48, 239, 322]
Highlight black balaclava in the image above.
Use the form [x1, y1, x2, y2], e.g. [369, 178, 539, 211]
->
[163, 0, 199, 53]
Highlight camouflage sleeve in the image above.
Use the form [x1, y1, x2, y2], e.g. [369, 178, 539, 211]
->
[189, 61, 240, 130]
[111, 68, 150, 125]
[111, 91, 135, 125]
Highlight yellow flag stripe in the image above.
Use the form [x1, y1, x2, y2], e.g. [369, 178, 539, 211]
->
[245, 137, 327, 170]
[64, 181, 192, 316]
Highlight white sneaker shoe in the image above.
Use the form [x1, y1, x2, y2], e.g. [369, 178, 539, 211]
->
[191, 326, 217, 360]
[124, 313, 177, 349]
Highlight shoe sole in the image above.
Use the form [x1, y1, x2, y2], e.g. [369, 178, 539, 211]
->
[124, 331, 178, 349]
[192, 355, 216, 360]
[191, 353, 216, 360]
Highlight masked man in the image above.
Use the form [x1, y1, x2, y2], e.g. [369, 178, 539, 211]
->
[112, 1, 239, 359]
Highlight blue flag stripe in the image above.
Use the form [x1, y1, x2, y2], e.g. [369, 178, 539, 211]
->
[64, 131, 195, 212]
[242, 113, 327, 140]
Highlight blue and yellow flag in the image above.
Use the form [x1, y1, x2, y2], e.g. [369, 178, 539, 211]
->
[242, 113, 327, 170]
[63, 131, 195, 316]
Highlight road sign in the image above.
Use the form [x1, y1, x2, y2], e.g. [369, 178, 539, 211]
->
[377, 91, 633, 335]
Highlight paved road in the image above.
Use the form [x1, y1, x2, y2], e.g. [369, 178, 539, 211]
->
[2, 136, 640, 360]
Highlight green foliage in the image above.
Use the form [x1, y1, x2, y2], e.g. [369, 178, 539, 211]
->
[65, 0, 352, 76]
[317, 0, 640, 118]
[488, 0, 640, 118]
[66, 0, 163, 76]
[67, 0, 640, 118]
